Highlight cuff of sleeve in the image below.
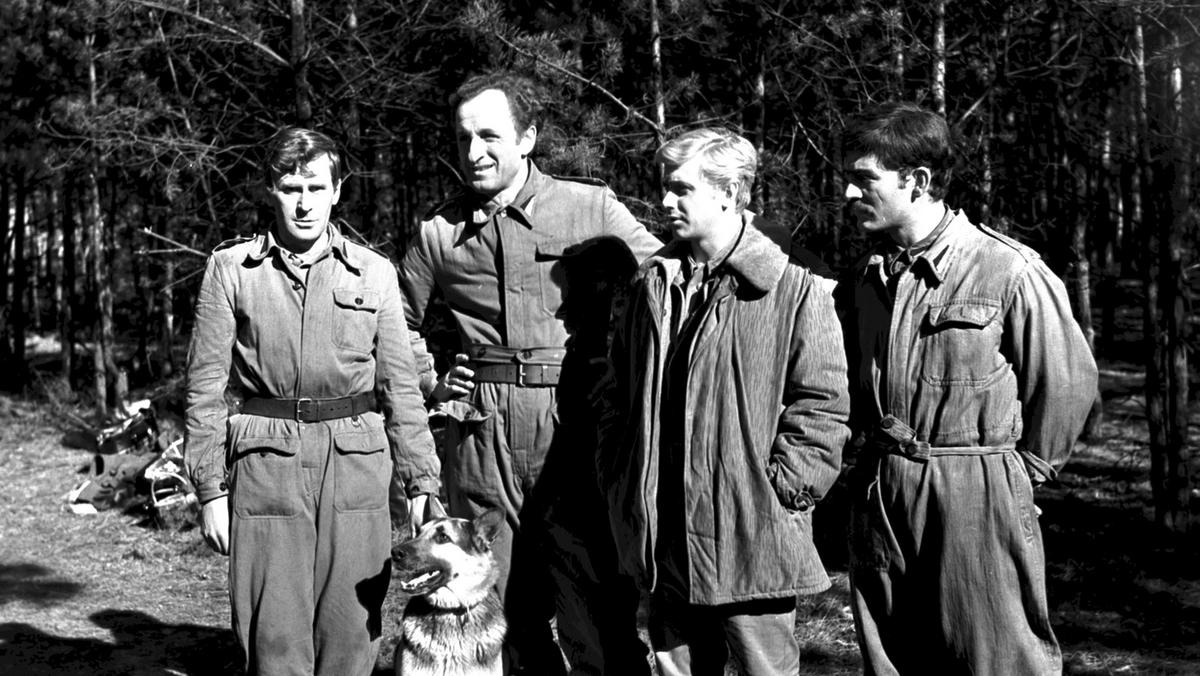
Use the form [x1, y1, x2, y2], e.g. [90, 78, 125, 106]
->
[195, 480, 228, 505]
[406, 475, 440, 498]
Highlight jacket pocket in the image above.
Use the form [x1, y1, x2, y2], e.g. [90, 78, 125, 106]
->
[230, 436, 303, 519]
[333, 424, 390, 513]
[1004, 452, 1038, 544]
[920, 299, 1005, 387]
[332, 287, 380, 356]
[535, 238, 568, 318]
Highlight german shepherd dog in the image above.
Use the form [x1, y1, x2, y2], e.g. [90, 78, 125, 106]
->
[391, 502, 507, 676]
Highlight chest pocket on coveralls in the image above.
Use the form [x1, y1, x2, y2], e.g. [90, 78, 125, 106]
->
[332, 287, 379, 356]
[919, 300, 1004, 387]
[535, 238, 568, 319]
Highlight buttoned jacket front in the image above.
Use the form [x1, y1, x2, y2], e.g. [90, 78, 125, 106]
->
[597, 221, 851, 605]
[399, 162, 662, 393]
[184, 226, 439, 504]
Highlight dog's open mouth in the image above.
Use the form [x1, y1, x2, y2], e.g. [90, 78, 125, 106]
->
[396, 567, 450, 594]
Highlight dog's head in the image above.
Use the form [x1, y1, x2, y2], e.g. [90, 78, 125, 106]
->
[391, 506, 505, 602]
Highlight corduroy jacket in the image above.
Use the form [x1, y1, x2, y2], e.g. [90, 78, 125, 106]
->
[596, 220, 851, 604]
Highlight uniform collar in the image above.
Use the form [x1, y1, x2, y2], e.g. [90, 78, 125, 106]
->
[467, 160, 546, 229]
[654, 211, 788, 294]
[865, 207, 966, 287]
[244, 221, 363, 273]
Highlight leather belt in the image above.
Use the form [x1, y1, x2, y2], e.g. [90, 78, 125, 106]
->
[468, 344, 565, 387]
[473, 363, 562, 387]
[242, 392, 376, 422]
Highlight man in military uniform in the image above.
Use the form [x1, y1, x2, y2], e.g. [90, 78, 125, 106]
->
[399, 71, 661, 674]
[185, 127, 439, 675]
[837, 103, 1098, 674]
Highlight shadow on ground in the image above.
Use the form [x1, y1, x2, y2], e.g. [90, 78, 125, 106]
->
[1043, 455, 1200, 673]
[0, 609, 240, 676]
[0, 563, 84, 606]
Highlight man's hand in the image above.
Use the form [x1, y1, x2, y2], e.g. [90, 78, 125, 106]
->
[200, 495, 231, 555]
[429, 353, 475, 404]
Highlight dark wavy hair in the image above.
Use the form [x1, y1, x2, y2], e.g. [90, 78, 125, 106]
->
[263, 127, 343, 186]
[843, 102, 952, 200]
[451, 71, 544, 134]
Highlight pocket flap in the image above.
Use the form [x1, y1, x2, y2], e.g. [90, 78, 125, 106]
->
[535, 238, 570, 261]
[334, 427, 388, 454]
[927, 301, 999, 328]
[232, 436, 298, 459]
[333, 288, 380, 312]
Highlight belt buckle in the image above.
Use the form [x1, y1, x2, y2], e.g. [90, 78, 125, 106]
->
[295, 397, 315, 422]
[516, 364, 527, 387]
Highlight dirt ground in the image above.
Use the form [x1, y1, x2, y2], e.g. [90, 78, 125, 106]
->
[1, 363, 1197, 675]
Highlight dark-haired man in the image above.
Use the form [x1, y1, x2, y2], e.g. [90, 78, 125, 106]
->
[837, 103, 1097, 674]
[399, 72, 662, 674]
[185, 127, 439, 675]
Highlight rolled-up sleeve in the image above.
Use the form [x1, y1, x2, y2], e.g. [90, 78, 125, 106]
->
[376, 263, 441, 497]
[184, 256, 236, 505]
[768, 272, 851, 510]
[1005, 259, 1098, 481]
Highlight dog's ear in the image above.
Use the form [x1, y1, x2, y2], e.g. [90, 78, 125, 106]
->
[426, 495, 447, 520]
[472, 508, 505, 552]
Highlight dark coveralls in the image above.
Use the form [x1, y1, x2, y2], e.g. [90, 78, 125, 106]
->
[399, 162, 662, 674]
[838, 209, 1098, 675]
[185, 227, 439, 676]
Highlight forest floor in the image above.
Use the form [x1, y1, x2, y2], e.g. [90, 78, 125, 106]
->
[0, 360, 1198, 675]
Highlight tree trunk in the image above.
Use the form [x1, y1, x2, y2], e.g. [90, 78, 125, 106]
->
[649, 0, 665, 146]
[0, 168, 10, 367]
[60, 175, 76, 387]
[1158, 27, 1191, 532]
[290, 0, 312, 125]
[11, 170, 27, 390]
[932, 0, 946, 116]
[1132, 15, 1174, 533]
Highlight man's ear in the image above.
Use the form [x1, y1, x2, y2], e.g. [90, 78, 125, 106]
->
[518, 124, 537, 158]
[908, 166, 932, 201]
[722, 180, 740, 211]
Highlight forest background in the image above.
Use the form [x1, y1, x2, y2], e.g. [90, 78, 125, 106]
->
[0, 0, 1197, 548]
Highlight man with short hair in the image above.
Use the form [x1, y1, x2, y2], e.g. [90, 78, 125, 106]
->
[399, 71, 662, 674]
[596, 127, 851, 675]
[185, 127, 439, 675]
[837, 102, 1098, 674]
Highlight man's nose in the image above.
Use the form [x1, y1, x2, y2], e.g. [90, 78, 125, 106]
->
[661, 192, 677, 209]
[468, 136, 487, 161]
[844, 183, 862, 201]
[295, 190, 311, 213]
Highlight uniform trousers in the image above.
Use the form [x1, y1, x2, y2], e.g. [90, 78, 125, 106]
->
[848, 450, 1061, 675]
[229, 419, 392, 676]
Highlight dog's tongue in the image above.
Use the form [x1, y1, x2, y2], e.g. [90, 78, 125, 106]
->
[399, 570, 440, 592]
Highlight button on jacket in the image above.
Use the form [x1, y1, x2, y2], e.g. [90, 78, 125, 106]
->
[184, 226, 439, 504]
[597, 220, 851, 605]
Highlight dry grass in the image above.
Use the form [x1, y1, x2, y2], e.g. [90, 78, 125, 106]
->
[1, 361, 1197, 675]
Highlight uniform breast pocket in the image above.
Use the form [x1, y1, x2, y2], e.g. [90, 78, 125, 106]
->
[535, 238, 569, 318]
[919, 299, 1005, 387]
[332, 287, 379, 356]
